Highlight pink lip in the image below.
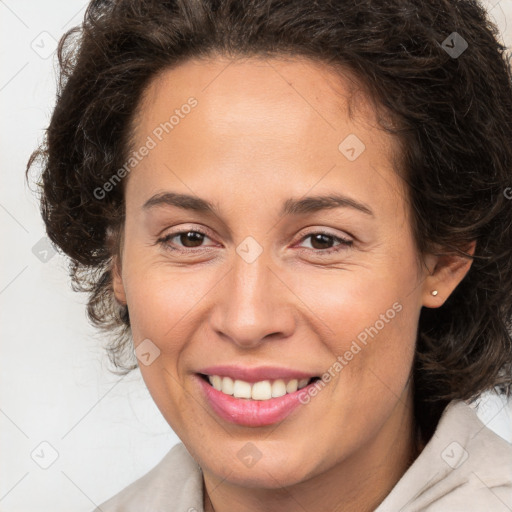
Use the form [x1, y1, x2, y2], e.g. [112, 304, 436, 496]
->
[197, 365, 317, 383]
[196, 374, 319, 427]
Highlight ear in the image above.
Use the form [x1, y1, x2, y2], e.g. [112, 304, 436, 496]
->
[112, 254, 127, 306]
[107, 226, 127, 306]
[421, 240, 476, 308]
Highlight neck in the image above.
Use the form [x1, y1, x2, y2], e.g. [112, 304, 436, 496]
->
[203, 384, 420, 512]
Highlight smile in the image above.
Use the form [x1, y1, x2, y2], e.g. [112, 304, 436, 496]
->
[196, 370, 322, 427]
[204, 374, 314, 400]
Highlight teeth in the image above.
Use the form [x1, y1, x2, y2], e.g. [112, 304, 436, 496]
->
[298, 378, 309, 389]
[211, 375, 222, 391]
[251, 380, 272, 400]
[221, 376, 234, 395]
[207, 375, 313, 400]
[233, 379, 252, 398]
[285, 379, 298, 393]
[271, 379, 287, 398]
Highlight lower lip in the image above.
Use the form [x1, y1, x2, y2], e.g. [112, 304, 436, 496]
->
[196, 375, 317, 427]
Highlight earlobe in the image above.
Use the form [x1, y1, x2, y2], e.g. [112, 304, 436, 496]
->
[422, 241, 476, 308]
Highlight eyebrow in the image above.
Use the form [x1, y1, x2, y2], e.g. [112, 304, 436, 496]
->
[142, 192, 374, 217]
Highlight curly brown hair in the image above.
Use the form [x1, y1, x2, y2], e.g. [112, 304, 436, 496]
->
[27, 0, 512, 441]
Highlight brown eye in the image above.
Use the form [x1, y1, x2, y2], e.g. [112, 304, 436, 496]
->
[298, 231, 353, 253]
[157, 229, 213, 252]
[178, 231, 206, 248]
[309, 233, 336, 250]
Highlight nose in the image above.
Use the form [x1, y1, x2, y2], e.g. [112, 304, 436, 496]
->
[209, 249, 296, 349]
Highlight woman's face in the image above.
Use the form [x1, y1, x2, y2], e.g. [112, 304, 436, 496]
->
[113, 56, 438, 491]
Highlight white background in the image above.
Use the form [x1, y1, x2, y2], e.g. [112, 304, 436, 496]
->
[1, 1, 511, 511]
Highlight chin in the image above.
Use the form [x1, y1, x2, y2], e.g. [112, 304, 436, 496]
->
[199, 440, 319, 489]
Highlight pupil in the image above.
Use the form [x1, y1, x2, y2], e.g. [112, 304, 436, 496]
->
[311, 234, 332, 250]
[181, 231, 204, 247]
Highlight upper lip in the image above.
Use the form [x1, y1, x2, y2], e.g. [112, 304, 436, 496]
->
[197, 365, 318, 383]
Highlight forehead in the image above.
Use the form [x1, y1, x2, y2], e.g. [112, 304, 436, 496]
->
[135, 55, 378, 142]
[127, 56, 407, 221]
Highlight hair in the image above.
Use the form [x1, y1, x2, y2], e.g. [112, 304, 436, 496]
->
[27, 0, 512, 442]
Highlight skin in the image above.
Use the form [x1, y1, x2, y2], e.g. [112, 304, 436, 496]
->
[112, 55, 474, 512]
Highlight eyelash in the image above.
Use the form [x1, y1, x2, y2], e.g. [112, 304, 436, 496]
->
[156, 228, 353, 255]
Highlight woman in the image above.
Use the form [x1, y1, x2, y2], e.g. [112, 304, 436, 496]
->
[27, 0, 512, 510]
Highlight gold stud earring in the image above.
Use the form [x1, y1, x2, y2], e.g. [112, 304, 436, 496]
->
[431, 290, 438, 296]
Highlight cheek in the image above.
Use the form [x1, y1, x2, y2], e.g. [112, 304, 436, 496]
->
[298, 263, 416, 346]
[299, 245, 420, 389]
[125, 269, 210, 348]
[120, 230, 213, 339]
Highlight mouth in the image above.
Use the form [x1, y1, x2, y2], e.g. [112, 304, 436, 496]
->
[198, 373, 321, 401]
[196, 372, 323, 427]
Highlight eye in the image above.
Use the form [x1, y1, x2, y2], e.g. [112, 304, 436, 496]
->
[156, 228, 353, 255]
[157, 228, 213, 251]
[296, 231, 353, 254]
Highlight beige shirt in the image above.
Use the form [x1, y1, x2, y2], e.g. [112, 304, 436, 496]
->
[94, 400, 512, 511]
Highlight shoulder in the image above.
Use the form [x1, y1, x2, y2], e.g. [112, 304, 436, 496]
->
[91, 442, 204, 512]
[376, 399, 512, 511]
